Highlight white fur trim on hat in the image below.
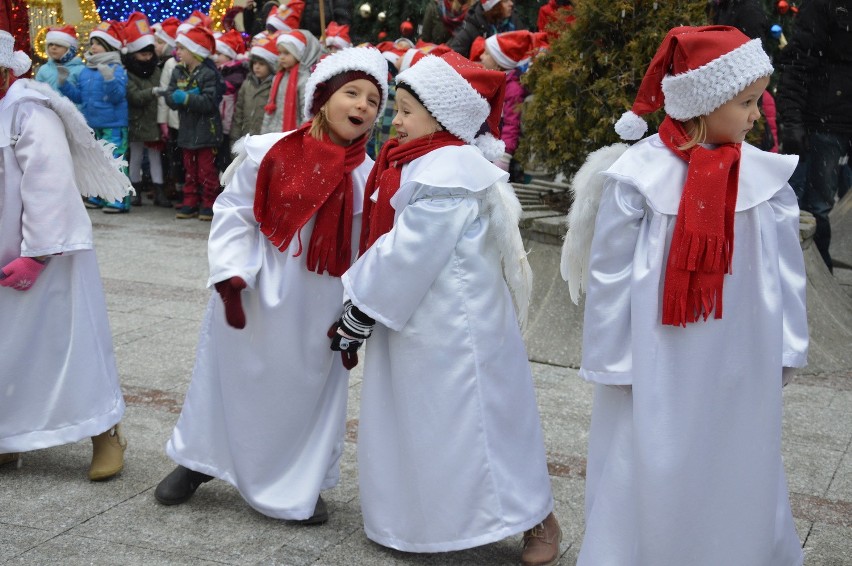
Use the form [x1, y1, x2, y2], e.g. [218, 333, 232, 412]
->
[46, 29, 78, 49]
[325, 35, 351, 51]
[614, 110, 648, 140]
[662, 38, 773, 121]
[481, 0, 501, 10]
[125, 33, 155, 53]
[90, 29, 123, 51]
[277, 33, 306, 59]
[484, 34, 527, 71]
[473, 132, 506, 161]
[0, 31, 32, 77]
[303, 46, 390, 122]
[396, 54, 489, 143]
[250, 44, 278, 66]
[177, 33, 211, 58]
[216, 39, 237, 60]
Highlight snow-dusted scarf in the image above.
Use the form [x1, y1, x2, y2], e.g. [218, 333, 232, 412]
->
[359, 131, 465, 253]
[658, 115, 741, 327]
[254, 121, 368, 277]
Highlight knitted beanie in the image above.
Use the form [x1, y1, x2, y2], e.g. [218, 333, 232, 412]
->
[303, 46, 389, 121]
[0, 31, 31, 77]
[395, 51, 506, 159]
[615, 25, 773, 140]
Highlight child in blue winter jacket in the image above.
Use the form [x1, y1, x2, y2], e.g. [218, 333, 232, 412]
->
[35, 25, 84, 96]
[58, 21, 131, 213]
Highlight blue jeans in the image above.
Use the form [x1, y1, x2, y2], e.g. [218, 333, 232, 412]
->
[788, 131, 852, 271]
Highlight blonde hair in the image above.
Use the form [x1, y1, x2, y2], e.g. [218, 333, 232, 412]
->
[679, 116, 707, 150]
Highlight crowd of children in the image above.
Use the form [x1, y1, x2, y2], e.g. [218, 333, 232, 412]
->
[0, 2, 813, 565]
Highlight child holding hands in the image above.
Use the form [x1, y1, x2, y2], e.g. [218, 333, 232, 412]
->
[331, 52, 560, 566]
[155, 47, 388, 525]
[563, 26, 808, 566]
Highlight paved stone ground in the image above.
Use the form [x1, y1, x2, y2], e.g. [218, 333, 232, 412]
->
[1, 204, 850, 565]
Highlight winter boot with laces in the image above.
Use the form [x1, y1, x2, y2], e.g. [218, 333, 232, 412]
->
[89, 424, 127, 480]
[520, 512, 562, 566]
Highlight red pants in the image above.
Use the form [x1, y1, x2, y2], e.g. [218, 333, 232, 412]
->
[182, 147, 219, 208]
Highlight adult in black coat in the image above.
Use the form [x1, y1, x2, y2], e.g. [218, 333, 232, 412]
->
[776, 0, 852, 271]
[706, 0, 769, 43]
[448, 0, 525, 59]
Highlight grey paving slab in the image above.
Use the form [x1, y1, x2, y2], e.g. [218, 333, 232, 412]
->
[1, 204, 850, 564]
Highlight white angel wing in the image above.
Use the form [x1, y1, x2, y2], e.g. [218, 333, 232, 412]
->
[486, 180, 533, 329]
[221, 135, 249, 187]
[561, 143, 630, 304]
[22, 81, 132, 202]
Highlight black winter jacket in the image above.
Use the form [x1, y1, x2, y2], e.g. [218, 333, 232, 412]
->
[300, 0, 353, 38]
[447, 2, 524, 59]
[165, 59, 225, 149]
[707, 0, 768, 41]
[776, 0, 852, 134]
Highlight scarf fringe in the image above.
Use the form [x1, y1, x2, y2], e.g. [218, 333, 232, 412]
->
[662, 284, 724, 327]
[671, 232, 732, 274]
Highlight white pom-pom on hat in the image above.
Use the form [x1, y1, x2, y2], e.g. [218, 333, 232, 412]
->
[474, 132, 506, 161]
[614, 110, 648, 141]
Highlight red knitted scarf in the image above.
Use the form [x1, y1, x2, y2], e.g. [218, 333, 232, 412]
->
[263, 65, 300, 131]
[358, 131, 465, 253]
[658, 116, 742, 327]
[255, 122, 368, 277]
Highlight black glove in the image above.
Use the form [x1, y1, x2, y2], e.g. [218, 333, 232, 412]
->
[328, 301, 375, 369]
[780, 123, 807, 155]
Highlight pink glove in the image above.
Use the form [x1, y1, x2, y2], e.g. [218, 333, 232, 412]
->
[159, 123, 170, 141]
[214, 276, 247, 329]
[0, 257, 48, 291]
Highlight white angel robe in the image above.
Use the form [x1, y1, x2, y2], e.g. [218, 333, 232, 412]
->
[577, 136, 809, 566]
[0, 80, 124, 452]
[343, 146, 554, 552]
[166, 132, 372, 520]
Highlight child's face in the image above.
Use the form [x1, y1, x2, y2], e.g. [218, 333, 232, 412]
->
[175, 44, 196, 66]
[324, 79, 381, 146]
[252, 59, 272, 79]
[277, 45, 298, 70]
[88, 40, 106, 54]
[495, 0, 514, 19]
[326, 44, 341, 54]
[213, 52, 232, 65]
[393, 88, 441, 145]
[47, 43, 69, 61]
[703, 76, 769, 144]
[480, 48, 501, 71]
[154, 37, 170, 57]
[133, 51, 155, 62]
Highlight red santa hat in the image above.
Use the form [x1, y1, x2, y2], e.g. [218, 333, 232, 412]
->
[470, 36, 486, 63]
[481, 0, 501, 11]
[124, 12, 156, 53]
[0, 30, 32, 77]
[216, 29, 247, 60]
[153, 17, 180, 48]
[89, 20, 125, 51]
[324, 22, 351, 50]
[267, 2, 305, 32]
[45, 25, 78, 49]
[249, 33, 279, 67]
[304, 46, 390, 121]
[484, 30, 534, 70]
[177, 11, 213, 36]
[276, 29, 307, 60]
[615, 25, 773, 140]
[395, 51, 506, 159]
[176, 25, 216, 59]
[398, 44, 451, 72]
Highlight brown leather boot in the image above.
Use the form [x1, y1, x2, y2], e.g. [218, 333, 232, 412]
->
[89, 424, 127, 481]
[520, 512, 562, 566]
[0, 453, 21, 467]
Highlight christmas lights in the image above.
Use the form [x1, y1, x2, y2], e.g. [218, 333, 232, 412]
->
[93, 0, 215, 23]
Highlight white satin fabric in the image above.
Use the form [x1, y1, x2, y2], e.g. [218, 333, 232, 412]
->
[343, 146, 553, 552]
[0, 83, 124, 452]
[577, 136, 808, 566]
[166, 132, 372, 520]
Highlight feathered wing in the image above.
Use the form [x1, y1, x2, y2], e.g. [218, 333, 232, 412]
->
[22, 81, 132, 202]
[221, 135, 249, 187]
[487, 180, 533, 329]
[561, 143, 630, 305]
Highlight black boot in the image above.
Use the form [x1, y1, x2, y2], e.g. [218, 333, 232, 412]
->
[130, 182, 144, 207]
[152, 183, 172, 207]
[296, 495, 329, 525]
[154, 465, 213, 505]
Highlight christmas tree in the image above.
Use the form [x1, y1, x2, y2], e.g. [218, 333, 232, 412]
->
[518, 0, 707, 178]
[350, 0, 423, 45]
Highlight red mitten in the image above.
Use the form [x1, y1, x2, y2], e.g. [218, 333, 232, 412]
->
[0, 257, 47, 291]
[214, 276, 247, 329]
